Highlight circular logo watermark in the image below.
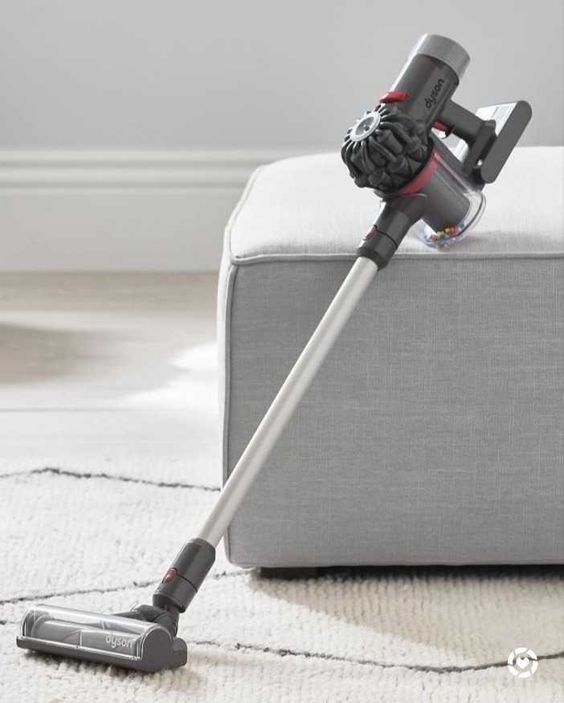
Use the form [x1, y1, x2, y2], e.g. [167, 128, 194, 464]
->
[507, 647, 538, 678]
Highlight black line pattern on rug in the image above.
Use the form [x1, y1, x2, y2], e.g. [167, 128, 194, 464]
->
[2, 467, 562, 675]
[0, 570, 246, 606]
[2, 619, 562, 674]
[186, 639, 564, 675]
[0, 466, 220, 492]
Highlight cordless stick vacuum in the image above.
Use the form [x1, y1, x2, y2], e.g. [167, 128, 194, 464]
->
[17, 34, 531, 672]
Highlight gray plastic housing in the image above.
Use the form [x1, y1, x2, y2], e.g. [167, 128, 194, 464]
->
[409, 34, 470, 80]
[153, 538, 216, 613]
[17, 605, 187, 672]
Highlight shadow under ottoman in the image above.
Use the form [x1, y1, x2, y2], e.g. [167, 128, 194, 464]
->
[218, 147, 564, 568]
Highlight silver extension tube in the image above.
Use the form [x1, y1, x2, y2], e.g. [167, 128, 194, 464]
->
[197, 256, 379, 546]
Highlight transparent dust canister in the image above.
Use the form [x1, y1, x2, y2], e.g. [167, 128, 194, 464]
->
[410, 148, 486, 249]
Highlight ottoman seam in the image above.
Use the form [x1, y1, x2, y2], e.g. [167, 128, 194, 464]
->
[221, 261, 240, 565]
[225, 165, 266, 266]
[228, 251, 564, 266]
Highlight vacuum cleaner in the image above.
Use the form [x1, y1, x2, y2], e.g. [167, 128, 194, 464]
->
[17, 34, 531, 673]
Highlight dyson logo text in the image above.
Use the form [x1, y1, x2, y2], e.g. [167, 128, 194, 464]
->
[105, 634, 133, 650]
[425, 78, 445, 109]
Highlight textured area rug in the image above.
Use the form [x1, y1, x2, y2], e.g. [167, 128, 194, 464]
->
[1, 463, 563, 703]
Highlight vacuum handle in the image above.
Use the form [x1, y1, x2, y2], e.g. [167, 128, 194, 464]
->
[475, 101, 532, 183]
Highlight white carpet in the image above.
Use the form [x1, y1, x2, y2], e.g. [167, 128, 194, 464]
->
[1, 462, 563, 703]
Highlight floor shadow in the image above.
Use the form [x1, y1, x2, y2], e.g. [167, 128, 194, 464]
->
[247, 563, 564, 670]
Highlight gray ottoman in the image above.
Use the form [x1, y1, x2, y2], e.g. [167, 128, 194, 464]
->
[218, 147, 564, 568]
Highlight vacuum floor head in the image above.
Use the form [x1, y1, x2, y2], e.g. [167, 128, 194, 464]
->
[17, 604, 187, 672]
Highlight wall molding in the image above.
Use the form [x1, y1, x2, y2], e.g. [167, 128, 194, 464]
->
[0, 149, 302, 189]
[0, 149, 308, 271]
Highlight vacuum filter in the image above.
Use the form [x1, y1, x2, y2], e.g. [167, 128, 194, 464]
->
[17, 604, 187, 672]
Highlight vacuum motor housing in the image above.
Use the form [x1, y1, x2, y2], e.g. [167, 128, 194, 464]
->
[342, 34, 530, 251]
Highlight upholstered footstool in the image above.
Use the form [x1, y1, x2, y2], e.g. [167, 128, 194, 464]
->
[218, 147, 564, 568]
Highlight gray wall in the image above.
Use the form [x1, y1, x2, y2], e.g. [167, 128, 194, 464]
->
[0, 0, 562, 150]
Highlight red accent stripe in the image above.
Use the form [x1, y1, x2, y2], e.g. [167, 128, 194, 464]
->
[433, 119, 450, 133]
[398, 150, 441, 196]
[364, 226, 385, 241]
[162, 567, 177, 584]
[379, 90, 409, 104]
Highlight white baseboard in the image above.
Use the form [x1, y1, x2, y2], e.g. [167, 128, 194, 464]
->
[0, 150, 303, 271]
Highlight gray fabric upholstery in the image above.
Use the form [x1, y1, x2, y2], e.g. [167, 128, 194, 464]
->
[228, 147, 563, 261]
[219, 147, 564, 567]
